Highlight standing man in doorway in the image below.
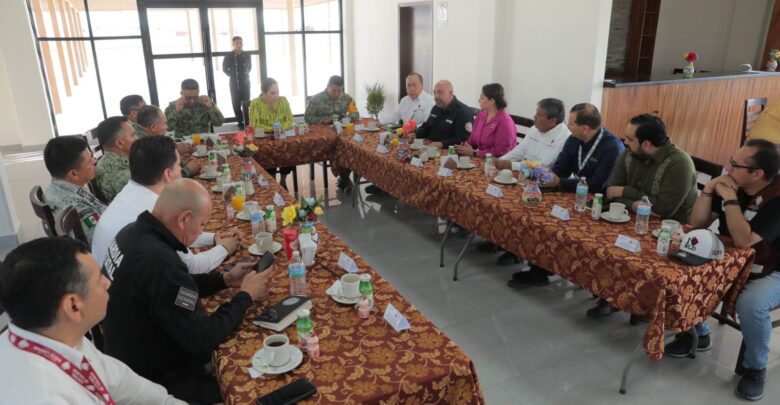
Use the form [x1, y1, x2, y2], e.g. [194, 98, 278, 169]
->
[223, 36, 251, 130]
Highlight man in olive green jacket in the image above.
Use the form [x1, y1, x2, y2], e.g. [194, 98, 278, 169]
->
[588, 113, 698, 318]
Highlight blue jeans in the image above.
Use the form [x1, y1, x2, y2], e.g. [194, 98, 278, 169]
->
[694, 272, 780, 369]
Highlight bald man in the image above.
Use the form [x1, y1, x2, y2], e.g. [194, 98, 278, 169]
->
[102, 179, 271, 404]
[412, 80, 474, 148]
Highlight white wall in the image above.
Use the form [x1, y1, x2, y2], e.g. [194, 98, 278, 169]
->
[348, 0, 613, 121]
[652, 0, 772, 75]
[0, 0, 55, 148]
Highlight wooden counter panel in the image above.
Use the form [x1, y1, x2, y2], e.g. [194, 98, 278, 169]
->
[602, 75, 780, 164]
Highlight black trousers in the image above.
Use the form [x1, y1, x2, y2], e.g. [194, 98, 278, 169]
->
[230, 78, 250, 125]
[160, 366, 222, 405]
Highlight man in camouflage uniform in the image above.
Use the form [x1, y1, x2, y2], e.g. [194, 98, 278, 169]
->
[120, 94, 146, 135]
[43, 136, 106, 244]
[137, 105, 201, 178]
[164, 79, 224, 138]
[95, 116, 138, 202]
[304, 75, 359, 124]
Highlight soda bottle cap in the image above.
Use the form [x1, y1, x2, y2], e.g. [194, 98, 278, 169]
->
[360, 274, 371, 281]
[298, 309, 310, 318]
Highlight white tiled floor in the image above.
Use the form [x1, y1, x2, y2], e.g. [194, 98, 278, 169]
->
[4, 155, 779, 404]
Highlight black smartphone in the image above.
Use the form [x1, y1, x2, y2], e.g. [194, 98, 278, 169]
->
[256, 377, 317, 405]
[255, 251, 275, 273]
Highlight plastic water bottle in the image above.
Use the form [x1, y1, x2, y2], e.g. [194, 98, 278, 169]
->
[296, 309, 313, 349]
[288, 251, 307, 296]
[484, 153, 496, 177]
[635, 196, 652, 235]
[575, 177, 588, 212]
[250, 206, 265, 235]
[273, 121, 282, 139]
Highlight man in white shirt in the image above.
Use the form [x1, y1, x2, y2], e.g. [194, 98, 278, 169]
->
[495, 98, 570, 171]
[483, 98, 570, 264]
[381, 72, 436, 127]
[0, 237, 187, 404]
[92, 136, 238, 273]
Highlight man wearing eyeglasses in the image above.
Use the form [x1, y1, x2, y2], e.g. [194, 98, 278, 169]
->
[664, 139, 780, 401]
[164, 79, 225, 138]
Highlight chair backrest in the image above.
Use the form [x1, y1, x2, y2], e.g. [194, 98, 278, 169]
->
[510, 114, 534, 140]
[742, 97, 768, 146]
[29, 186, 58, 238]
[691, 156, 724, 191]
[88, 178, 108, 204]
[55, 206, 88, 244]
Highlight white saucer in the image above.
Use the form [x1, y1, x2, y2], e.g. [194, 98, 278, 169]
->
[325, 280, 360, 304]
[248, 242, 282, 255]
[601, 212, 631, 223]
[236, 211, 250, 221]
[211, 185, 222, 193]
[457, 163, 477, 170]
[493, 176, 518, 185]
[200, 173, 219, 180]
[365, 127, 380, 132]
[192, 151, 208, 158]
[251, 346, 304, 376]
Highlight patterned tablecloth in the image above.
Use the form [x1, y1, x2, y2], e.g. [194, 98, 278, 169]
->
[330, 131, 755, 362]
[197, 156, 484, 405]
[251, 126, 339, 169]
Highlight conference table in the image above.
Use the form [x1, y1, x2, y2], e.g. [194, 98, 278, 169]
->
[196, 153, 484, 404]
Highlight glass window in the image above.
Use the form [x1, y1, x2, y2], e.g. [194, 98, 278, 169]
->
[212, 54, 262, 119]
[208, 8, 259, 52]
[39, 39, 104, 135]
[86, 0, 141, 37]
[148, 8, 203, 55]
[265, 35, 305, 114]
[95, 39, 149, 117]
[153, 58, 208, 109]
[305, 34, 341, 98]
[30, 0, 88, 38]
[303, 0, 340, 31]
[263, 0, 301, 32]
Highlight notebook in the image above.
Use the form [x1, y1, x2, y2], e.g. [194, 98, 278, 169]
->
[253, 296, 312, 332]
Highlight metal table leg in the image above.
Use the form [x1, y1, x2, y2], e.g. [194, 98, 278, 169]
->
[620, 337, 644, 394]
[352, 174, 362, 208]
[439, 221, 454, 267]
[452, 232, 475, 281]
[689, 327, 698, 359]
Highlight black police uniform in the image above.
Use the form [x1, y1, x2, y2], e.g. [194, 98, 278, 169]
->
[414, 96, 474, 148]
[223, 52, 252, 126]
[102, 211, 252, 404]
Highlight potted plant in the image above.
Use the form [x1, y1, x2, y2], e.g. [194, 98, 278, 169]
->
[768, 48, 779, 72]
[365, 82, 386, 120]
[519, 161, 553, 207]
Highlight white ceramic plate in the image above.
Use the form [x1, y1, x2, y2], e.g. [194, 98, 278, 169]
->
[601, 212, 631, 223]
[493, 176, 518, 185]
[251, 346, 304, 376]
[192, 151, 208, 158]
[457, 163, 477, 170]
[365, 127, 380, 132]
[236, 211, 250, 221]
[248, 242, 282, 256]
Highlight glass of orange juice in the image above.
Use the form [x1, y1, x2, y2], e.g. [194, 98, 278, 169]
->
[231, 195, 245, 212]
[345, 123, 354, 135]
[192, 134, 201, 145]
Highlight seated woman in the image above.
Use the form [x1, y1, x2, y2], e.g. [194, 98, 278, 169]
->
[249, 77, 295, 189]
[455, 83, 516, 158]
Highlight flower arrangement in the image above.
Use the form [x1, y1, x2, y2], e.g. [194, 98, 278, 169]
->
[683, 52, 698, 63]
[519, 161, 553, 183]
[770, 49, 780, 60]
[282, 195, 325, 226]
[402, 119, 416, 135]
[232, 131, 258, 158]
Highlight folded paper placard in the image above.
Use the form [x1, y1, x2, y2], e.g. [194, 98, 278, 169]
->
[438, 167, 453, 177]
[383, 303, 410, 332]
[486, 184, 503, 198]
[273, 192, 286, 207]
[551, 205, 570, 220]
[338, 252, 358, 273]
[615, 234, 641, 253]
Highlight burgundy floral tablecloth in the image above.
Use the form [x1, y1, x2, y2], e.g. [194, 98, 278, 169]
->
[331, 133, 755, 361]
[251, 126, 339, 169]
[196, 156, 484, 405]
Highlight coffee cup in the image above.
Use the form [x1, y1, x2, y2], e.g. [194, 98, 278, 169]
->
[243, 201, 257, 218]
[608, 203, 629, 219]
[497, 169, 514, 183]
[458, 156, 471, 168]
[255, 232, 274, 254]
[367, 121, 378, 131]
[662, 219, 680, 236]
[340, 273, 360, 299]
[341, 117, 351, 125]
[262, 334, 291, 367]
[204, 165, 218, 177]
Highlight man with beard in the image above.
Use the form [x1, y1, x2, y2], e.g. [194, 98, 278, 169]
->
[586, 113, 698, 318]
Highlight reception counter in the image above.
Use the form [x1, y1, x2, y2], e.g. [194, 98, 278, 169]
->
[601, 71, 780, 164]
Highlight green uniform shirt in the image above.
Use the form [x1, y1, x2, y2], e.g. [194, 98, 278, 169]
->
[134, 125, 151, 139]
[129, 120, 144, 136]
[164, 102, 225, 138]
[607, 142, 698, 223]
[44, 178, 106, 244]
[303, 90, 359, 124]
[95, 151, 130, 203]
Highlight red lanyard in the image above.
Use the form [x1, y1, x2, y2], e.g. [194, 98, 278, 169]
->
[8, 330, 116, 405]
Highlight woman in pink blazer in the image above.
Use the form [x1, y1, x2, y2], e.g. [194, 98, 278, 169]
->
[455, 83, 517, 158]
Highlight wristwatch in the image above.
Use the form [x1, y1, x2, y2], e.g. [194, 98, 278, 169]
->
[723, 199, 740, 207]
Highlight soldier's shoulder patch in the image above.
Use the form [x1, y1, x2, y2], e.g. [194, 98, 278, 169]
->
[174, 287, 199, 311]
